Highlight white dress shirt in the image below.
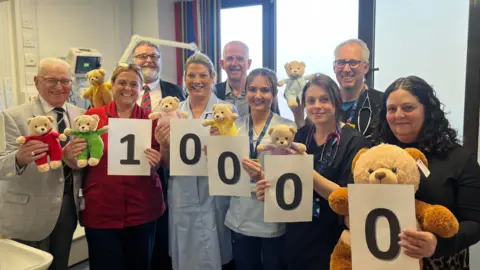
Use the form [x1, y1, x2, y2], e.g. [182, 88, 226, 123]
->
[37, 95, 71, 131]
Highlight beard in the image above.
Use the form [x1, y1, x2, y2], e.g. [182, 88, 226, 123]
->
[141, 67, 159, 81]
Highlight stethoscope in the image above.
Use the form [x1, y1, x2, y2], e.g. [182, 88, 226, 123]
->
[346, 86, 372, 137]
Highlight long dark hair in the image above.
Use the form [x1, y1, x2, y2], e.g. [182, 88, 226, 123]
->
[371, 76, 458, 155]
[301, 73, 343, 122]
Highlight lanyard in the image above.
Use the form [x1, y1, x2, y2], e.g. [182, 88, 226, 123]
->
[306, 123, 342, 173]
[248, 112, 274, 159]
[346, 89, 366, 124]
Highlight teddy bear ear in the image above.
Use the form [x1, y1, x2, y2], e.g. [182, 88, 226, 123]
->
[91, 114, 100, 122]
[300, 62, 306, 67]
[46, 116, 55, 123]
[212, 104, 217, 110]
[284, 63, 289, 69]
[98, 69, 105, 76]
[74, 116, 82, 124]
[27, 117, 34, 125]
[174, 97, 180, 103]
[288, 126, 297, 134]
[268, 127, 275, 135]
[404, 148, 429, 168]
[352, 148, 369, 172]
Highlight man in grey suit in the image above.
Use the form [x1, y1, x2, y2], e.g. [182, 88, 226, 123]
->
[0, 58, 87, 270]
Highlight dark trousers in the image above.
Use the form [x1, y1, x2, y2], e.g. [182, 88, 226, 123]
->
[231, 231, 286, 270]
[85, 220, 156, 270]
[16, 193, 78, 270]
[150, 209, 171, 270]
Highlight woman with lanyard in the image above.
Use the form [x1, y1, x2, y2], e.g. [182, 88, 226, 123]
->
[211, 68, 295, 270]
[154, 52, 237, 270]
[255, 73, 368, 269]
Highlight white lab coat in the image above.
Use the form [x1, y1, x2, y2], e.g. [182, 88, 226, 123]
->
[168, 93, 235, 270]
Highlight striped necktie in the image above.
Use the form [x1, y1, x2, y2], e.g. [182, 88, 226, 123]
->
[141, 85, 151, 111]
[54, 107, 73, 193]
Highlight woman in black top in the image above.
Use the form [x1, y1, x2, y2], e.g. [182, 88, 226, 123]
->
[371, 76, 480, 269]
[255, 74, 368, 269]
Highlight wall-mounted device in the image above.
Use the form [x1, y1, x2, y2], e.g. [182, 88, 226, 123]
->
[65, 48, 102, 76]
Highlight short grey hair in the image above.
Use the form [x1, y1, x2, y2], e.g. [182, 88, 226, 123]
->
[184, 51, 216, 79]
[38, 57, 71, 76]
[132, 40, 162, 58]
[334, 39, 370, 62]
[223, 40, 249, 59]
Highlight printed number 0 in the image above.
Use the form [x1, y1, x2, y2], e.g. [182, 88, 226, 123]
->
[276, 173, 302, 210]
[179, 133, 201, 165]
[120, 134, 140, 165]
[218, 152, 240, 185]
[365, 208, 401, 260]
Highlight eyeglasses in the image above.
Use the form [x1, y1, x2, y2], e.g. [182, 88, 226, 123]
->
[39, 77, 72, 86]
[334, 60, 363, 69]
[133, 54, 160, 61]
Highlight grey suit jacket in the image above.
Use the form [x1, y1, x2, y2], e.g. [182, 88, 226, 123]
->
[0, 100, 85, 241]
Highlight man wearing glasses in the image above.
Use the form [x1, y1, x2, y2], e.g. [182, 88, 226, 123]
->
[0, 57, 86, 269]
[132, 40, 184, 270]
[132, 40, 185, 111]
[333, 39, 383, 138]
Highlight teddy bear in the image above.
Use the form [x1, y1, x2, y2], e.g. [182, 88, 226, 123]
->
[63, 114, 108, 168]
[257, 124, 306, 155]
[148, 96, 189, 122]
[81, 69, 113, 108]
[278, 61, 315, 108]
[202, 104, 239, 136]
[16, 115, 67, 172]
[328, 144, 460, 270]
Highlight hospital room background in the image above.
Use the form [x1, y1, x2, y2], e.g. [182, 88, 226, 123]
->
[0, 0, 479, 269]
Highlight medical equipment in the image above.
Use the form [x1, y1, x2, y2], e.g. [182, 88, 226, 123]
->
[119, 34, 199, 64]
[65, 48, 102, 76]
[346, 88, 372, 136]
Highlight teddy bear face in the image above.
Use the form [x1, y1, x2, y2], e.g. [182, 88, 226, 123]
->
[268, 124, 296, 149]
[27, 116, 55, 135]
[212, 104, 234, 122]
[159, 96, 180, 112]
[285, 61, 306, 79]
[74, 115, 100, 132]
[86, 69, 105, 86]
[353, 144, 421, 191]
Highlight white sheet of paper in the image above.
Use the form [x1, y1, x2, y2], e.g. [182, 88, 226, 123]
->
[349, 184, 418, 270]
[170, 119, 210, 176]
[208, 136, 250, 197]
[264, 155, 313, 222]
[0, 113, 5, 152]
[107, 118, 152, 176]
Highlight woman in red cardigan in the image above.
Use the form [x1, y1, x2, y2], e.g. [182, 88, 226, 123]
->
[81, 64, 165, 270]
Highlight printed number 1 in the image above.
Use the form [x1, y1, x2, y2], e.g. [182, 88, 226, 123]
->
[120, 134, 140, 165]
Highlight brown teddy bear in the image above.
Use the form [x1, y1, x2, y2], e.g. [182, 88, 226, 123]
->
[257, 124, 306, 155]
[16, 115, 67, 172]
[202, 104, 238, 136]
[81, 69, 113, 107]
[63, 115, 108, 167]
[148, 96, 189, 122]
[328, 144, 460, 270]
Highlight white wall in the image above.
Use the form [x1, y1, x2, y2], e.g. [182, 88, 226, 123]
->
[374, 0, 469, 141]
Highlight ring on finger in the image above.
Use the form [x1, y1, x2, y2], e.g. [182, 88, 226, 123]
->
[31, 151, 35, 156]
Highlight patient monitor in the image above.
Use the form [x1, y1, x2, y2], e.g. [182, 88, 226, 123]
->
[65, 48, 102, 76]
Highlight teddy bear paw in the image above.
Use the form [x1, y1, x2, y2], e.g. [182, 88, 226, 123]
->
[58, 134, 67, 141]
[88, 158, 100, 166]
[16, 136, 26, 144]
[101, 126, 109, 132]
[77, 160, 88, 168]
[49, 161, 62, 169]
[257, 144, 265, 152]
[38, 164, 50, 172]
[288, 101, 298, 107]
[423, 205, 459, 238]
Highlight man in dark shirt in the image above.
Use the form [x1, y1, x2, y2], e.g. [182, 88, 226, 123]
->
[215, 41, 280, 118]
[333, 39, 383, 139]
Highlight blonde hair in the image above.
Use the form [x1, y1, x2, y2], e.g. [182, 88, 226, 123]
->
[184, 52, 216, 79]
[111, 64, 144, 84]
[38, 57, 71, 76]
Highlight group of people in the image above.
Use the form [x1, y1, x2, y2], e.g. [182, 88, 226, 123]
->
[0, 37, 479, 270]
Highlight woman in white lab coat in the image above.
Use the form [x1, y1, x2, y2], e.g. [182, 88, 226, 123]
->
[154, 52, 235, 270]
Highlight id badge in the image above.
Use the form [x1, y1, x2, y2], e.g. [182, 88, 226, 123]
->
[312, 198, 320, 217]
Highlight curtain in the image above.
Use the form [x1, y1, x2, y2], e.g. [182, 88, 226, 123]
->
[174, 0, 221, 85]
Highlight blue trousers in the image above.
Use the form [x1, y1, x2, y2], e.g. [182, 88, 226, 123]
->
[85, 220, 156, 270]
[231, 231, 286, 270]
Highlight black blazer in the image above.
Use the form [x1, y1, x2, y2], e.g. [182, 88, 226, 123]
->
[214, 81, 281, 115]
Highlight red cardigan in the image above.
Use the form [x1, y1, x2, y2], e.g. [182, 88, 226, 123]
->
[81, 101, 165, 228]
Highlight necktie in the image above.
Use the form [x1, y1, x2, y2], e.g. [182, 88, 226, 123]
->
[54, 107, 73, 193]
[141, 85, 151, 111]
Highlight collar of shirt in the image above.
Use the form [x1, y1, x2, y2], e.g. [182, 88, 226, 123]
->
[145, 79, 161, 92]
[225, 81, 245, 97]
[38, 95, 67, 114]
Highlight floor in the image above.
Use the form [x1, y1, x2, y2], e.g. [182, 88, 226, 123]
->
[69, 260, 89, 270]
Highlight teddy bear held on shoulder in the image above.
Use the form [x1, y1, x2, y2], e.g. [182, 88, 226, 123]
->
[202, 104, 239, 136]
[63, 114, 108, 168]
[16, 115, 67, 172]
[257, 124, 306, 155]
[328, 144, 459, 270]
[81, 69, 113, 108]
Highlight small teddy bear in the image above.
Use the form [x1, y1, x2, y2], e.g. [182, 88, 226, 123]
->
[16, 115, 67, 172]
[202, 104, 238, 136]
[148, 96, 188, 122]
[278, 61, 314, 108]
[81, 69, 113, 107]
[257, 124, 306, 155]
[63, 114, 108, 167]
[328, 144, 459, 270]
